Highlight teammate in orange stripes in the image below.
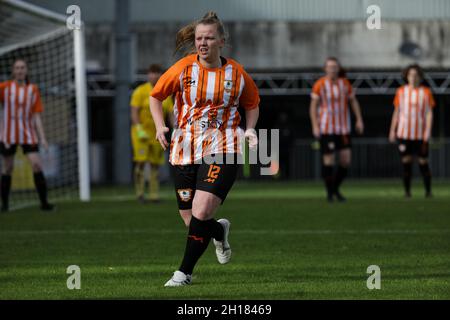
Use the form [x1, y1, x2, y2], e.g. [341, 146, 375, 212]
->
[389, 64, 435, 198]
[309, 57, 364, 202]
[150, 12, 260, 286]
[0, 59, 54, 212]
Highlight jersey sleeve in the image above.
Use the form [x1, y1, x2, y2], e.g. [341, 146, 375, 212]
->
[393, 88, 401, 108]
[32, 86, 43, 113]
[239, 70, 260, 110]
[151, 60, 185, 101]
[130, 85, 144, 108]
[345, 78, 355, 98]
[311, 79, 322, 100]
[0, 81, 6, 101]
[427, 88, 436, 108]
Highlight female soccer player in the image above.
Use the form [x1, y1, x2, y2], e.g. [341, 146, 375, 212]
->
[0, 59, 54, 211]
[309, 57, 364, 202]
[389, 64, 435, 198]
[150, 12, 260, 286]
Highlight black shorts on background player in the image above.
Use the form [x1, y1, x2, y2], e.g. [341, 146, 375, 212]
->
[397, 139, 429, 158]
[0, 143, 39, 156]
[172, 154, 241, 210]
[320, 134, 351, 154]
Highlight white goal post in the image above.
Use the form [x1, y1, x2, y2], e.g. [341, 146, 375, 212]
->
[0, 0, 90, 205]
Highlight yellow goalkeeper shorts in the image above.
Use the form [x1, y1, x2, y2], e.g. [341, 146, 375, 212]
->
[131, 128, 165, 165]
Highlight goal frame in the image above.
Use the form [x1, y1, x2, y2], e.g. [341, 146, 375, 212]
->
[1, 0, 90, 201]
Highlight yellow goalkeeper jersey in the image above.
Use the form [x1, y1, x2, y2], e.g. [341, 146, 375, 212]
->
[130, 82, 173, 143]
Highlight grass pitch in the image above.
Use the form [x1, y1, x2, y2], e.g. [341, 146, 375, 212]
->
[0, 180, 449, 299]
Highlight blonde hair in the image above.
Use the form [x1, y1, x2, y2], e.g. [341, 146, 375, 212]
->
[174, 11, 228, 56]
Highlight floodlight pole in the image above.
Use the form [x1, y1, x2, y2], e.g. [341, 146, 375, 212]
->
[74, 24, 91, 201]
[113, 0, 132, 184]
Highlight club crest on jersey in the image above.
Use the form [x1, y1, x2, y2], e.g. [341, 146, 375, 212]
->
[399, 144, 406, 152]
[177, 188, 193, 202]
[224, 80, 233, 92]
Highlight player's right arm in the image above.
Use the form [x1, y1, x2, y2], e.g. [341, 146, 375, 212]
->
[149, 96, 169, 150]
[150, 58, 189, 150]
[309, 96, 320, 139]
[310, 80, 322, 139]
[389, 88, 401, 143]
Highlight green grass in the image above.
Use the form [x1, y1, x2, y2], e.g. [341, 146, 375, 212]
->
[0, 180, 449, 299]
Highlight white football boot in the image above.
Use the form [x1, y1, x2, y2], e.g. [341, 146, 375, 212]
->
[213, 219, 231, 264]
[164, 270, 192, 287]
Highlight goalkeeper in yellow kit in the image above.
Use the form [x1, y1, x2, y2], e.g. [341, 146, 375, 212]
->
[130, 64, 173, 202]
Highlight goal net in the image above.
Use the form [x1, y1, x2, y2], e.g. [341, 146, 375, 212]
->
[0, 0, 89, 210]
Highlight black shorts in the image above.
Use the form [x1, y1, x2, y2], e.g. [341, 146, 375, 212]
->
[0, 143, 39, 156]
[397, 139, 429, 158]
[320, 134, 351, 154]
[172, 154, 240, 210]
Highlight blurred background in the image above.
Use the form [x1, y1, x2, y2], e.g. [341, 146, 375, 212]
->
[11, 0, 450, 188]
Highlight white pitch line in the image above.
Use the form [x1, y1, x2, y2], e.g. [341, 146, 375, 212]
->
[0, 229, 449, 236]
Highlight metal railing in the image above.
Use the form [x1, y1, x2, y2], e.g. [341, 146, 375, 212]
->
[288, 138, 450, 180]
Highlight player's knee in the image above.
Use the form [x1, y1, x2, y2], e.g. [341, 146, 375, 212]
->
[401, 156, 413, 164]
[191, 209, 212, 221]
[3, 162, 14, 174]
[418, 157, 428, 165]
[322, 155, 334, 166]
[30, 161, 42, 172]
[191, 202, 214, 221]
[339, 159, 351, 168]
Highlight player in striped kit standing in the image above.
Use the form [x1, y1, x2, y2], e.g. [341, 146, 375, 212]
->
[150, 12, 260, 286]
[0, 59, 54, 212]
[389, 64, 435, 198]
[309, 57, 364, 202]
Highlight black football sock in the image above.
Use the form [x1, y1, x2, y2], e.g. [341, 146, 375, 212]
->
[402, 162, 412, 196]
[33, 171, 49, 206]
[334, 166, 348, 194]
[203, 218, 224, 241]
[322, 164, 334, 199]
[419, 163, 432, 195]
[179, 216, 211, 275]
[1, 174, 12, 210]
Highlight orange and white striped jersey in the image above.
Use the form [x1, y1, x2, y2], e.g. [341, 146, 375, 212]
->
[393, 85, 435, 141]
[0, 80, 43, 145]
[151, 54, 260, 165]
[311, 76, 354, 135]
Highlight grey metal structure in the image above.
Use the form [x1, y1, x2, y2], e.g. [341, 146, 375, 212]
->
[113, 0, 132, 184]
[290, 138, 450, 180]
[86, 72, 450, 97]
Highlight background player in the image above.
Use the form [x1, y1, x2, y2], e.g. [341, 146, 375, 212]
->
[389, 64, 435, 198]
[309, 57, 364, 202]
[130, 64, 173, 203]
[150, 12, 259, 286]
[0, 59, 54, 212]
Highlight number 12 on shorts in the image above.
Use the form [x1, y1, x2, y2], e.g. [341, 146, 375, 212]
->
[204, 164, 221, 183]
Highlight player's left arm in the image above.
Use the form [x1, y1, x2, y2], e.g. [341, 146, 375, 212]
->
[32, 86, 48, 150]
[240, 70, 260, 149]
[424, 110, 433, 143]
[424, 90, 435, 143]
[33, 113, 48, 150]
[349, 95, 364, 135]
